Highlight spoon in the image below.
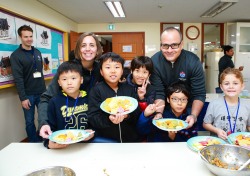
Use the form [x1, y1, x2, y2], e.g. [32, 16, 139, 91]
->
[238, 158, 250, 171]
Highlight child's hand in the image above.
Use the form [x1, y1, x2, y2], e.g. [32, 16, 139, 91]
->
[39, 125, 52, 139]
[168, 131, 177, 141]
[216, 129, 228, 140]
[144, 101, 165, 117]
[185, 115, 196, 129]
[109, 113, 128, 124]
[153, 113, 163, 120]
[84, 129, 95, 141]
[48, 140, 68, 149]
[137, 79, 149, 100]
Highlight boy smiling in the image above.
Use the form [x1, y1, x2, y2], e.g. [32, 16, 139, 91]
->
[88, 52, 141, 142]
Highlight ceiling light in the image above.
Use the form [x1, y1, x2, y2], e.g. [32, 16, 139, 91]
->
[104, 1, 126, 18]
[201, 0, 238, 18]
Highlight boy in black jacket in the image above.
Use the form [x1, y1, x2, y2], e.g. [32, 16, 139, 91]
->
[88, 52, 141, 142]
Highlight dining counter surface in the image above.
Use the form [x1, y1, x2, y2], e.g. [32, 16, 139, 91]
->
[0, 142, 216, 176]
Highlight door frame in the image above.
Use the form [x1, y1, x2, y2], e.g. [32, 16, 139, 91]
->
[201, 23, 224, 63]
[94, 32, 145, 55]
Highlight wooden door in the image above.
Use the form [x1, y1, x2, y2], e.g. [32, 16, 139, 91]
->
[70, 30, 80, 51]
[112, 32, 145, 60]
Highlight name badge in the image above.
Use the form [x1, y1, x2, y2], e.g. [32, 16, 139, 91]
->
[33, 72, 42, 78]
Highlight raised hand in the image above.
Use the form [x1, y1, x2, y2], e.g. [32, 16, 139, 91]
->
[144, 100, 165, 117]
[137, 78, 149, 100]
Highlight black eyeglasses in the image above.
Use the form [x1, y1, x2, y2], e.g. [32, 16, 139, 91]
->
[161, 42, 181, 49]
[171, 97, 188, 103]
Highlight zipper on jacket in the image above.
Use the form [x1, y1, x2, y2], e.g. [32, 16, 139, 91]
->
[115, 92, 123, 143]
[171, 62, 174, 68]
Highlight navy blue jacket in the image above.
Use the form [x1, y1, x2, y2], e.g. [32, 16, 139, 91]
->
[47, 90, 89, 131]
[150, 50, 206, 106]
[137, 106, 198, 142]
[38, 59, 102, 129]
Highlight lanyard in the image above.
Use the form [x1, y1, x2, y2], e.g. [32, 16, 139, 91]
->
[224, 97, 240, 134]
[24, 49, 37, 71]
[65, 95, 79, 123]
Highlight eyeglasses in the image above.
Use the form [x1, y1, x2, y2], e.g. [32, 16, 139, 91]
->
[171, 97, 188, 103]
[161, 42, 181, 49]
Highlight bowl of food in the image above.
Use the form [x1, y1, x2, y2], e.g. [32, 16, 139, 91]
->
[199, 144, 250, 176]
[25, 166, 75, 176]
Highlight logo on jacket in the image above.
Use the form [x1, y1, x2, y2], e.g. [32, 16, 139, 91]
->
[179, 71, 186, 78]
[179, 71, 186, 81]
[37, 56, 41, 61]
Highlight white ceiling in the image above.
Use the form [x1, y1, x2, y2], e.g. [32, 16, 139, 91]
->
[37, 0, 250, 23]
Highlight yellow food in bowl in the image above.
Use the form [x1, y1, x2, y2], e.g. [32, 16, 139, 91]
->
[156, 119, 184, 129]
[235, 134, 250, 147]
[103, 97, 132, 114]
[54, 131, 80, 142]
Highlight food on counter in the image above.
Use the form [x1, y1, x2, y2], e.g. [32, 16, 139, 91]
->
[103, 168, 110, 176]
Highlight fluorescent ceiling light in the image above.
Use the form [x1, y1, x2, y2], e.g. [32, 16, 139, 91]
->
[104, 1, 126, 18]
[114, 1, 125, 17]
[201, 0, 238, 18]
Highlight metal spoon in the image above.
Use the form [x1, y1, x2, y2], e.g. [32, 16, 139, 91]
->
[238, 158, 250, 171]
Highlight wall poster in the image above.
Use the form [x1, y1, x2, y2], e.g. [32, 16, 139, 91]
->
[0, 7, 66, 89]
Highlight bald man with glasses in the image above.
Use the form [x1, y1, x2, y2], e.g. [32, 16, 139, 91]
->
[150, 27, 206, 129]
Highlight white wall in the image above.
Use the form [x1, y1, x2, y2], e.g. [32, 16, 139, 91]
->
[0, 0, 77, 149]
[183, 23, 202, 60]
